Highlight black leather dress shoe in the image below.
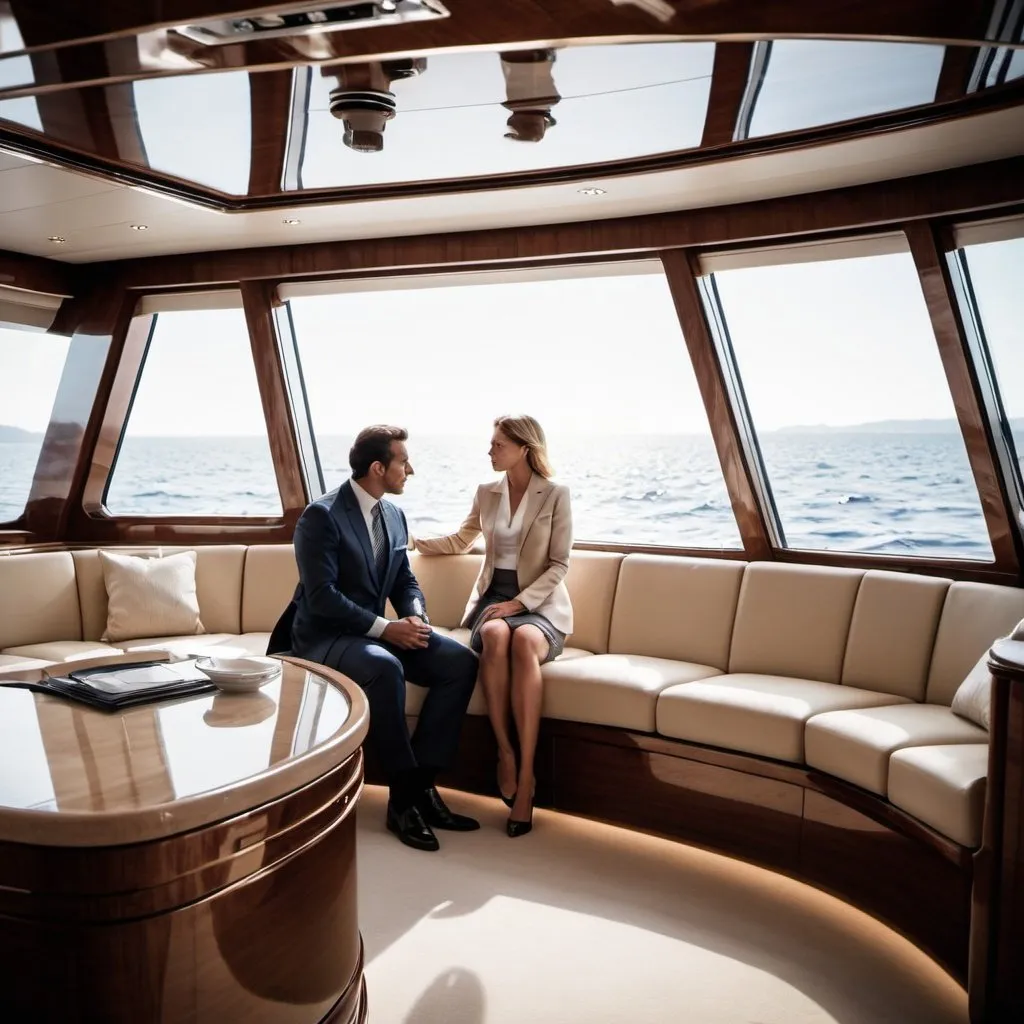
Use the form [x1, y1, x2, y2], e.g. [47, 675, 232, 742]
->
[386, 802, 440, 851]
[416, 786, 480, 831]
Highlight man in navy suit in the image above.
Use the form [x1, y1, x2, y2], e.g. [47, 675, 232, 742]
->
[272, 425, 480, 851]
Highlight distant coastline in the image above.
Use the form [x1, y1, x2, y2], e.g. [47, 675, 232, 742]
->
[2, 418, 1023, 441]
[0, 425, 41, 442]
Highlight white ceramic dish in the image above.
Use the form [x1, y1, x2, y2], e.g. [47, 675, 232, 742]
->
[195, 655, 281, 693]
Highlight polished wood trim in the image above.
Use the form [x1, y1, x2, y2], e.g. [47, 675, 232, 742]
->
[0, 748, 366, 1020]
[248, 70, 292, 196]
[905, 220, 1022, 577]
[776, 547, 1019, 586]
[973, 640, 1024, 1023]
[241, 280, 308, 518]
[3, 0, 1002, 63]
[0, 247, 77, 297]
[77, 305, 151, 518]
[111, 157, 1024, 288]
[701, 42, 755, 149]
[21, 284, 137, 541]
[660, 248, 773, 559]
[936, 46, 980, 103]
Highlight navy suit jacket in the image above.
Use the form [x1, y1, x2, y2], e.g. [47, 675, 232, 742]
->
[269, 481, 426, 662]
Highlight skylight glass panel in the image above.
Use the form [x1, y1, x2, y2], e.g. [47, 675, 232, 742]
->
[745, 40, 946, 139]
[296, 42, 714, 190]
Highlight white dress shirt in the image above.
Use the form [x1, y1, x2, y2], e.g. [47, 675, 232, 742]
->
[350, 478, 390, 639]
[493, 475, 526, 570]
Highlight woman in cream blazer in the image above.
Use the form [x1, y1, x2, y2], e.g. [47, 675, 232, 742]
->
[413, 415, 573, 837]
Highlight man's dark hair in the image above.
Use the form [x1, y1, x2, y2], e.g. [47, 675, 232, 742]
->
[349, 425, 408, 479]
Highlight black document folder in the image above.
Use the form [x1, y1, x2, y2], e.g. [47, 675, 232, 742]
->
[2, 659, 216, 711]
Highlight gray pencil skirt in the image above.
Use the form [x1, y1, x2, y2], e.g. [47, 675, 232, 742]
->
[468, 568, 565, 664]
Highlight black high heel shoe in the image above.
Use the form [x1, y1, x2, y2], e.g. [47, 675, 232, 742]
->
[506, 807, 533, 838]
[501, 792, 516, 809]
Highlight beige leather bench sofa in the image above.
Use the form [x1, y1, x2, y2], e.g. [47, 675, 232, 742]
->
[0, 545, 1016, 853]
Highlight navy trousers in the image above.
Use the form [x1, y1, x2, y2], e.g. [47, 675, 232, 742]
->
[323, 630, 478, 780]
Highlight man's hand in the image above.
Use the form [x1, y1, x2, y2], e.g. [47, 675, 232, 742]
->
[480, 599, 526, 623]
[382, 616, 432, 650]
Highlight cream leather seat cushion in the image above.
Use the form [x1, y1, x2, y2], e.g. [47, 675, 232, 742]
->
[0, 653, 52, 674]
[926, 580, 1024, 705]
[241, 545, 299, 633]
[118, 633, 238, 657]
[1, 641, 122, 662]
[208, 633, 272, 657]
[888, 744, 988, 847]
[805, 704, 987, 795]
[542, 655, 722, 733]
[608, 554, 744, 667]
[728, 563, 863, 683]
[0, 551, 82, 649]
[657, 675, 911, 763]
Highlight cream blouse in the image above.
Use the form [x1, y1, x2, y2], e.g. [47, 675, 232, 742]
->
[492, 475, 528, 570]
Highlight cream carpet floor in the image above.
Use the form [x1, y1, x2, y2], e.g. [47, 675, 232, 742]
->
[356, 786, 967, 1024]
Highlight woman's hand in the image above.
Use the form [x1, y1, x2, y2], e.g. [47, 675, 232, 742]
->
[481, 599, 526, 623]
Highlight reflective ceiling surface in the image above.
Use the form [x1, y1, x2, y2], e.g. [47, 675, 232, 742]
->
[0, 36, 1021, 200]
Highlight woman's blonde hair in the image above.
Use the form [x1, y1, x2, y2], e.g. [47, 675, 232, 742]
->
[494, 414, 554, 479]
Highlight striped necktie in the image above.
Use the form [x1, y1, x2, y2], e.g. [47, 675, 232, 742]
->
[370, 502, 388, 579]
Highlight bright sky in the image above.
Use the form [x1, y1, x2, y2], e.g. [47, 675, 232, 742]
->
[1, 242, 1021, 437]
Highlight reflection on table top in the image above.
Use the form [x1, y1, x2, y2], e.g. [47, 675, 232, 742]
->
[0, 657, 368, 847]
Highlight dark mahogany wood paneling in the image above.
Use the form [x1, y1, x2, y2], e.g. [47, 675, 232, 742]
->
[905, 220, 1022, 577]
[240, 280, 308, 518]
[247, 70, 292, 196]
[660, 248, 773, 560]
[111, 157, 1024, 289]
[21, 282, 137, 541]
[0, 750, 366, 1022]
[801, 790, 972, 981]
[936, 46, 980, 104]
[973, 640, 1024, 1024]
[3, 0, 1001, 57]
[0, 247, 77, 297]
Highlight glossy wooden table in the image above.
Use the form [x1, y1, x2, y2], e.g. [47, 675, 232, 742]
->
[0, 656, 369, 1023]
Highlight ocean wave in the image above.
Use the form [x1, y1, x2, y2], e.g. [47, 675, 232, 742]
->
[836, 494, 875, 504]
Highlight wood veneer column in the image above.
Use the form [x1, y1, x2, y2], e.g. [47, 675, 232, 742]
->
[659, 248, 772, 559]
[973, 639, 1024, 1023]
[247, 69, 293, 197]
[700, 42, 755, 149]
[905, 221, 1021, 575]
[241, 280, 308, 519]
[23, 279, 139, 541]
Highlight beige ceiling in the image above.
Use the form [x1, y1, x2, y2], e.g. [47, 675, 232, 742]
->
[1, 104, 1023, 265]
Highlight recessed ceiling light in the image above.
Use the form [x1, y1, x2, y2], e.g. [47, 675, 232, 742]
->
[130, 223, 148, 231]
[282, 218, 301, 225]
[578, 187, 606, 196]
[47, 235, 66, 243]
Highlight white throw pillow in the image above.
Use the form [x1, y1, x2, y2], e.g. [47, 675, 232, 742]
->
[950, 618, 1024, 730]
[99, 550, 205, 643]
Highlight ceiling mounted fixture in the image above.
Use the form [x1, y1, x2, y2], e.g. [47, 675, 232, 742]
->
[578, 187, 607, 196]
[172, 1, 450, 46]
[130, 224, 149, 231]
[282, 218, 302, 225]
[47, 236, 66, 243]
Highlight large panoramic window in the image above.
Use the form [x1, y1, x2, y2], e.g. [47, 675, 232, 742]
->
[283, 264, 741, 549]
[953, 227, 1024, 496]
[105, 299, 281, 515]
[0, 325, 70, 523]
[704, 243, 992, 559]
